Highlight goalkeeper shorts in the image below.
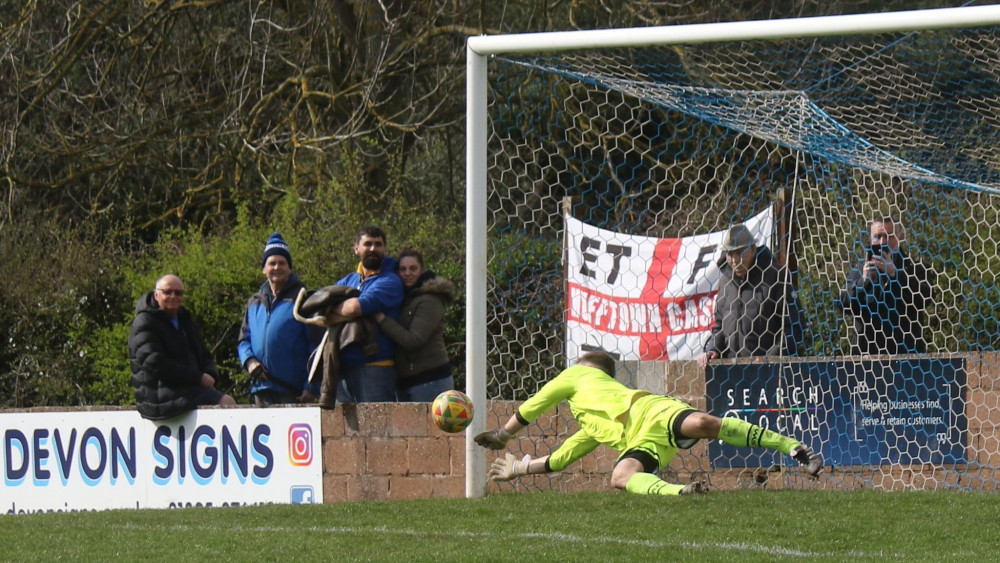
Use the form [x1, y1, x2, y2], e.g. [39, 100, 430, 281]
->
[618, 394, 698, 472]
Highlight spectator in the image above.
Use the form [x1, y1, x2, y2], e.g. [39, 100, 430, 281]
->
[323, 226, 404, 402]
[475, 350, 822, 496]
[697, 224, 803, 368]
[837, 216, 934, 355]
[128, 274, 236, 420]
[237, 233, 319, 405]
[373, 249, 456, 402]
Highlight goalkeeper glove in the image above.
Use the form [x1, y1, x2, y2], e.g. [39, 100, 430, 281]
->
[474, 428, 514, 450]
[489, 453, 532, 482]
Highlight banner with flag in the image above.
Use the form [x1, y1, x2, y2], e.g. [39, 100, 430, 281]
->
[565, 208, 773, 362]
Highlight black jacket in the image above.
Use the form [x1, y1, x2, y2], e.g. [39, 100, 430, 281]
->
[838, 249, 933, 354]
[705, 247, 803, 358]
[128, 292, 219, 420]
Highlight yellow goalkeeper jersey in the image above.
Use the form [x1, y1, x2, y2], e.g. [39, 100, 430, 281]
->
[517, 364, 649, 470]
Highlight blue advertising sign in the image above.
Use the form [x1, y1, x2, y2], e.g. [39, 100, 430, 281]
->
[706, 358, 966, 468]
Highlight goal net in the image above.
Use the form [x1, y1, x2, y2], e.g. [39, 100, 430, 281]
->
[466, 6, 1000, 494]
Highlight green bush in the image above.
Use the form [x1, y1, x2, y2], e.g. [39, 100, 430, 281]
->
[0, 145, 467, 408]
[0, 211, 132, 407]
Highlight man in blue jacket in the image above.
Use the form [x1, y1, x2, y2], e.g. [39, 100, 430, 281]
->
[238, 233, 319, 404]
[321, 225, 404, 403]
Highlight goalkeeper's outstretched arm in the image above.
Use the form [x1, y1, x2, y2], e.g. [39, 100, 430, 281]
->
[474, 412, 528, 450]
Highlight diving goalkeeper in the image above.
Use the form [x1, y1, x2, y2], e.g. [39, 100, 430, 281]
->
[475, 350, 822, 495]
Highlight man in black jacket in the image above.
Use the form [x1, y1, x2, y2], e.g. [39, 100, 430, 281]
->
[698, 224, 803, 367]
[128, 274, 235, 420]
[837, 217, 934, 355]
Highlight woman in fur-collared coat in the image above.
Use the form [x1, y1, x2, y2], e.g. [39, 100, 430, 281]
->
[374, 249, 455, 402]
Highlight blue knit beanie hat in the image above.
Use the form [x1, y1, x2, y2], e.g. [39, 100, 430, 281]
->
[261, 232, 292, 268]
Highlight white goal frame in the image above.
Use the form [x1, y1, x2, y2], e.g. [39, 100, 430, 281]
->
[464, 4, 1000, 498]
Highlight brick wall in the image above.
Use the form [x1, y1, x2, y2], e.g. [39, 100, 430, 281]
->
[320, 402, 466, 502]
[5, 354, 996, 501]
[322, 353, 1000, 500]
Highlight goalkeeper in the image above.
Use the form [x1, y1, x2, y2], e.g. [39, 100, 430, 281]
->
[475, 350, 822, 495]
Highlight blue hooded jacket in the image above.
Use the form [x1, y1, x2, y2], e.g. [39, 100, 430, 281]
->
[335, 255, 404, 369]
[237, 275, 319, 395]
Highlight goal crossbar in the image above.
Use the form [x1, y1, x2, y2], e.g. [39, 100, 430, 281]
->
[468, 5, 1000, 54]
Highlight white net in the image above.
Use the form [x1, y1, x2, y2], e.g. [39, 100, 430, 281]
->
[480, 15, 1000, 491]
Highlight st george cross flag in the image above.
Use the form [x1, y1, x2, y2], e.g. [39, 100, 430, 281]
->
[565, 208, 773, 362]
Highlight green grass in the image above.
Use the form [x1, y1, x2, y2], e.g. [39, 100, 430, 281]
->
[1, 490, 997, 561]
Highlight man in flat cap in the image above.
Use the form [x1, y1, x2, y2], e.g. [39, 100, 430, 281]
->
[697, 224, 803, 367]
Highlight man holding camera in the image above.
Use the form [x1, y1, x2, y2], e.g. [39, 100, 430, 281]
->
[238, 233, 320, 404]
[837, 217, 934, 355]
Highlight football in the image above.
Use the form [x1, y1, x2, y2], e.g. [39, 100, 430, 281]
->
[432, 390, 474, 433]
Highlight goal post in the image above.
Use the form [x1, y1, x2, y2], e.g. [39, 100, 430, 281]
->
[464, 50, 489, 498]
[465, 5, 1000, 497]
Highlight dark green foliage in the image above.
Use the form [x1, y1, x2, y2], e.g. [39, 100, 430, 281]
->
[0, 210, 132, 407]
[0, 146, 467, 407]
[486, 233, 564, 400]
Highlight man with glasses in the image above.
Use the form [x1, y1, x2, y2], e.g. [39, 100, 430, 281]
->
[128, 274, 235, 420]
[697, 224, 803, 367]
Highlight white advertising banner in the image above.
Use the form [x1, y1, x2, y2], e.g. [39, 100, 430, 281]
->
[565, 208, 773, 362]
[1, 408, 323, 514]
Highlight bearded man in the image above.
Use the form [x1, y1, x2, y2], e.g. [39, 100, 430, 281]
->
[322, 226, 404, 402]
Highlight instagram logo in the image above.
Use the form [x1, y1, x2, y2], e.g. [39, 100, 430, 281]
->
[288, 424, 313, 466]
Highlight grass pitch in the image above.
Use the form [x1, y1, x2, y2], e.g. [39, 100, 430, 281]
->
[2, 490, 996, 561]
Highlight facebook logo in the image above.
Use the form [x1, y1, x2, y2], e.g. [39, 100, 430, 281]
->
[290, 485, 315, 504]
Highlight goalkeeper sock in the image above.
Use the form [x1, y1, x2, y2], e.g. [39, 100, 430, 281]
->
[718, 417, 798, 454]
[624, 472, 685, 496]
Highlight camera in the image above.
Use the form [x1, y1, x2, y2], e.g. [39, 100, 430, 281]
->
[870, 243, 886, 256]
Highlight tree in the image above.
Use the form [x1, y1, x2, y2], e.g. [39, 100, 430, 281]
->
[0, 0, 971, 406]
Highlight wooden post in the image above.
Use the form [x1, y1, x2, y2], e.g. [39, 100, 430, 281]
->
[774, 186, 798, 285]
